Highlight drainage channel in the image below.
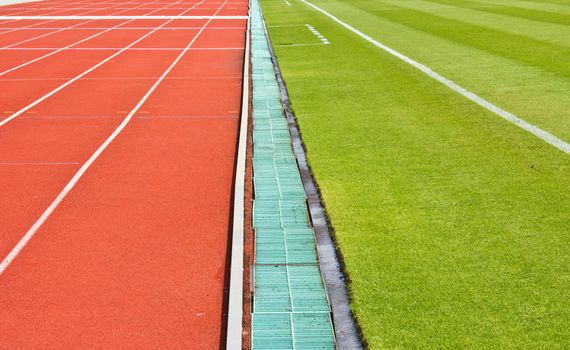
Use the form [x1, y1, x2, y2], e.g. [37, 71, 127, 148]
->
[249, 0, 336, 348]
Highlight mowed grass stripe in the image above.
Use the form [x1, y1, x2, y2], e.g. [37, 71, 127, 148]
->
[472, 0, 570, 15]
[297, 0, 570, 141]
[379, 0, 570, 48]
[260, 0, 570, 348]
[425, 0, 570, 25]
[351, 2, 570, 78]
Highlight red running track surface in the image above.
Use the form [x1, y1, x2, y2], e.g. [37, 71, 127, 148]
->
[0, 0, 248, 348]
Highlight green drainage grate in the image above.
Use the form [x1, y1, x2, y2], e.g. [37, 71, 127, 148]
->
[252, 313, 335, 350]
[249, 0, 336, 348]
[253, 200, 311, 229]
[254, 265, 330, 313]
[255, 228, 318, 265]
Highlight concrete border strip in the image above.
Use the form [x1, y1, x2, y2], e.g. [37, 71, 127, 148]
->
[226, 8, 250, 350]
[299, 0, 570, 155]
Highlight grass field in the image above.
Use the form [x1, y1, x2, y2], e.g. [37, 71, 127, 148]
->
[259, 0, 570, 348]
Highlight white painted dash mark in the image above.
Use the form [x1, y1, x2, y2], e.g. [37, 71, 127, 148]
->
[305, 24, 330, 45]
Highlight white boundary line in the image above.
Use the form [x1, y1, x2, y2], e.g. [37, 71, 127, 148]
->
[300, 0, 570, 155]
[0, 0, 232, 276]
[0, 15, 248, 19]
[225, 7, 249, 350]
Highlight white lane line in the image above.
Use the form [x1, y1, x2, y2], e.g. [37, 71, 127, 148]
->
[0, 15, 249, 19]
[0, 161, 79, 165]
[0, 0, 169, 49]
[0, 26, 244, 29]
[0, 0, 210, 126]
[136, 115, 237, 119]
[4, 6, 249, 10]
[0, 0, 231, 276]
[18, 115, 237, 119]
[2, 76, 242, 81]
[0, 0, 140, 34]
[300, 0, 570, 155]
[0, 0, 206, 76]
[0, 47, 244, 50]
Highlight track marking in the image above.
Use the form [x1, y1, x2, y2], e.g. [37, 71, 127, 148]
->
[0, 26, 244, 29]
[1, 47, 244, 50]
[0, 0, 212, 76]
[0, 0, 141, 33]
[1, 76, 242, 81]
[299, 0, 570, 155]
[0, 0, 232, 276]
[0, 161, 79, 165]
[136, 115, 238, 119]
[0, 0, 169, 49]
[18, 115, 237, 119]
[0, 1, 211, 126]
[0, 15, 248, 19]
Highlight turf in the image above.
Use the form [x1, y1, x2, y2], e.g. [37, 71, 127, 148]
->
[259, 0, 570, 348]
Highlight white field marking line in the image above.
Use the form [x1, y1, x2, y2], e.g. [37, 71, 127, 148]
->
[305, 23, 328, 44]
[0, 0, 133, 32]
[300, 0, 570, 154]
[0, 0, 172, 49]
[225, 10, 248, 350]
[274, 42, 326, 47]
[0, 0, 231, 276]
[0, 0, 205, 76]
[283, 0, 291, 6]
[0, 15, 249, 19]
[0, 0, 209, 126]
[267, 24, 305, 27]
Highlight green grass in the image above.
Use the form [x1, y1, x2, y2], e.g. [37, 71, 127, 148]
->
[259, 0, 570, 348]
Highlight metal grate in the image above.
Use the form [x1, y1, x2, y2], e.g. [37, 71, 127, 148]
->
[249, 0, 335, 348]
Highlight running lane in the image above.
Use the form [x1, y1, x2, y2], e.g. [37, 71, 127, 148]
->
[0, 0, 248, 348]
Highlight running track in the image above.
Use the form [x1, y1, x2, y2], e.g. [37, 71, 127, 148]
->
[0, 0, 248, 348]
